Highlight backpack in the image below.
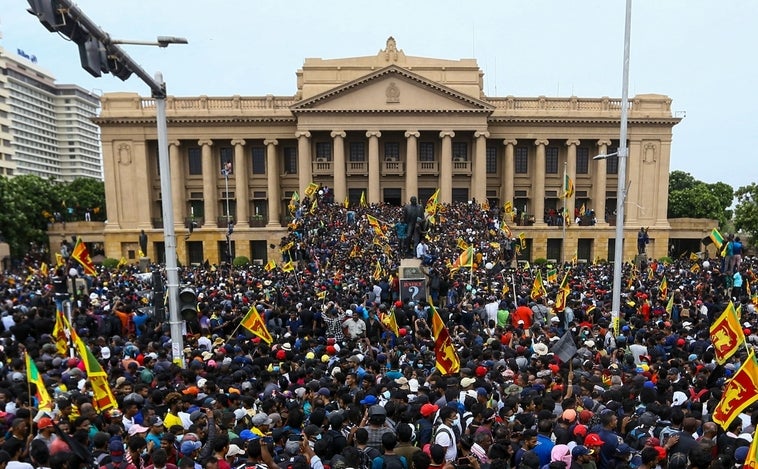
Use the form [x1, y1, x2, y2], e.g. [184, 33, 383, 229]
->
[361, 446, 380, 469]
[374, 455, 408, 469]
[624, 426, 650, 450]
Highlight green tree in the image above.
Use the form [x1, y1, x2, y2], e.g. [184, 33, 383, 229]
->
[734, 183, 758, 243]
[63, 178, 107, 220]
[667, 171, 733, 226]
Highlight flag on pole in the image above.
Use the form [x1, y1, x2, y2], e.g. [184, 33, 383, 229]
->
[690, 252, 700, 262]
[563, 173, 575, 198]
[316, 290, 327, 300]
[659, 277, 668, 300]
[304, 182, 319, 198]
[281, 261, 295, 272]
[547, 269, 558, 284]
[518, 233, 527, 250]
[343, 196, 349, 208]
[25, 352, 53, 410]
[579, 204, 586, 217]
[451, 246, 474, 271]
[289, 191, 300, 213]
[665, 293, 675, 314]
[55, 252, 64, 268]
[554, 270, 571, 312]
[373, 261, 383, 281]
[71, 237, 97, 275]
[71, 330, 117, 411]
[240, 305, 273, 344]
[456, 238, 469, 251]
[530, 270, 546, 301]
[552, 332, 578, 363]
[504, 200, 513, 215]
[712, 349, 758, 430]
[310, 198, 318, 215]
[117, 257, 127, 268]
[502, 222, 512, 238]
[281, 242, 294, 253]
[710, 301, 745, 365]
[264, 259, 276, 271]
[52, 307, 70, 356]
[429, 302, 460, 375]
[710, 228, 725, 249]
[40, 262, 48, 277]
[745, 428, 758, 469]
[425, 188, 440, 216]
[381, 308, 400, 336]
[360, 191, 367, 208]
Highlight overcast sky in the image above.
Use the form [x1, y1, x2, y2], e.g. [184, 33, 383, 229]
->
[3, 0, 756, 192]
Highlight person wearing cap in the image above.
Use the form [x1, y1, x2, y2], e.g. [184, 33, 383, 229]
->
[417, 403, 439, 446]
[178, 440, 202, 468]
[251, 413, 273, 437]
[33, 416, 58, 449]
[146, 416, 165, 453]
[570, 445, 594, 469]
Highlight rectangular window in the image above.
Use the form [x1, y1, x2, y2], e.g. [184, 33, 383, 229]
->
[515, 147, 529, 174]
[576, 147, 589, 174]
[283, 146, 298, 174]
[606, 147, 619, 174]
[349, 142, 365, 162]
[251, 147, 266, 174]
[485, 145, 497, 174]
[384, 142, 400, 161]
[220, 147, 233, 174]
[186, 241, 204, 266]
[452, 142, 468, 161]
[188, 147, 202, 175]
[545, 146, 559, 174]
[316, 142, 332, 161]
[419, 142, 434, 162]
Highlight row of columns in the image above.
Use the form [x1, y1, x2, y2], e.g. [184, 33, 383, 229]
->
[167, 135, 616, 230]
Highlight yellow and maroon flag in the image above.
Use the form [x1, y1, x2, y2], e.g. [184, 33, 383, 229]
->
[429, 302, 460, 375]
[55, 252, 64, 268]
[712, 349, 758, 429]
[658, 276, 668, 301]
[240, 305, 273, 344]
[264, 259, 276, 271]
[451, 246, 474, 272]
[25, 352, 52, 410]
[40, 262, 48, 278]
[381, 308, 399, 337]
[745, 428, 758, 469]
[280, 260, 295, 273]
[52, 307, 70, 356]
[530, 270, 546, 301]
[502, 222, 512, 238]
[710, 301, 745, 365]
[71, 237, 97, 276]
[304, 182, 319, 198]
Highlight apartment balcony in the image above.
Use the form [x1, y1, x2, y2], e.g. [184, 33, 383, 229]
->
[217, 217, 235, 228]
[346, 161, 368, 176]
[452, 159, 471, 175]
[382, 160, 404, 176]
[418, 160, 438, 176]
[312, 160, 333, 176]
[249, 215, 267, 227]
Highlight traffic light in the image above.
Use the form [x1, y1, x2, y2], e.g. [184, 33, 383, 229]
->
[78, 35, 107, 77]
[178, 288, 197, 323]
[27, 0, 62, 32]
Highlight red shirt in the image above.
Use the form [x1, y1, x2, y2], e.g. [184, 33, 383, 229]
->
[512, 306, 533, 329]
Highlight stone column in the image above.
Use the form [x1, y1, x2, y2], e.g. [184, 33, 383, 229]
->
[366, 131, 382, 204]
[594, 139, 611, 226]
[439, 131, 455, 204]
[296, 131, 312, 195]
[199, 139, 217, 228]
[331, 131, 347, 204]
[473, 131, 489, 203]
[533, 139, 549, 226]
[565, 139, 580, 223]
[404, 131, 420, 201]
[265, 139, 280, 226]
[232, 139, 249, 225]
[502, 139, 517, 209]
[625, 140, 641, 225]
[169, 140, 185, 230]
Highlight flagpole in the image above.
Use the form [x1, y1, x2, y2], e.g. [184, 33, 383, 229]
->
[64, 300, 75, 358]
[562, 161, 568, 264]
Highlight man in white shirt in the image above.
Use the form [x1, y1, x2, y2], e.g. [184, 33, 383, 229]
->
[434, 406, 459, 462]
[342, 310, 366, 339]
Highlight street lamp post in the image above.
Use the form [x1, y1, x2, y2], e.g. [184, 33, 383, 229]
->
[27, 0, 189, 367]
[222, 163, 233, 263]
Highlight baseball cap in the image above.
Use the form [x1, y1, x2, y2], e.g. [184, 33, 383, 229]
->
[128, 424, 149, 436]
[571, 445, 593, 458]
[37, 417, 54, 429]
[562, 409, 577, 423]
[420, 403, 439, 417]
[585, 433, 604, 446]
[109, 440, 125, 462]
[360, 395, 378, 406]
[573, 424, 588, 437]
[181, 440, 202, 455]
[226, 444, 245, 459]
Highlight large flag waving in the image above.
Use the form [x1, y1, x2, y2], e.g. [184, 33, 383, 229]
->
[25, 352, 53, 410]
[304, 182, 319, 198]
[450, 246, 474, 272]
[712, 349, 758, 429]
[381, 307, 400, 337]
[710, 228, 725, 249]
[70, 329, 118, 411]
[240, 305, 273, 344]
[562, 173, 575, 199]
[52, 307, 71, 356]
[658, 277, 668, 301]
[530, 270, 547, 301]
[745, 429, 758, 469]
[71, 237, 97, 276]
[429, 302, 460, 375]
[554, 270, 571, 312]
[425, 188, 440, 217]
[710, 301, 745, 365]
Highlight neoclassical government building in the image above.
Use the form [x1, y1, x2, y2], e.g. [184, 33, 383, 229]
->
[95, 38, 707, 266]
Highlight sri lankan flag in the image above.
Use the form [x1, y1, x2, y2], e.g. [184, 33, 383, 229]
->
[504, 200, 513, 215]
[451, 246, 474, 272]
[52, 307, 70, 356]
[71, 237, 97, 276]
[429, 301, 460, 375]
[288, 191, 300, 213]
[563, 173, 575, 198]
[264, 259, 276, 271]
[547, 269, 558, 284]
[518, 233, 527, 250]
[55, 253, 64, 268]
[425, 188, 440, 217]
[373, 261, 383, 281]
[502, 222, 512, 238]
[710, 228, 725, 249]
[530, 270, 547, 301]
[381, 308, 400, 336]
[25, 352, 52, 410]
[304, 182, 319, 198]
[40, 262, 48, 278]
[349, 245, 360, 258]
[281, 261, 295, 272]
[456, 238, 469, 251]
[554, 270, 570, 312]
[665, 292, 675, 314]
[240, 305, 273, 344]
[281, 241, 294, 253]
[659, 277, 668, 301]
[360, 191, 367, 208]
[316, 290, 327, 301]
[712, 349, 758, 430]
[71, 330, 117, 411]
[745, 428, 758, 469]
[117, 257, 127, 268]
[710, 301, 745, 365]
[310, 198, 318, 215]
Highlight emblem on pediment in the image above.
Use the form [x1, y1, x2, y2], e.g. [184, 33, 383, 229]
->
[386, 82, 400, 103]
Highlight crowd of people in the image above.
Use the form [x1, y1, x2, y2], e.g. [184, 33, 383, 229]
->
[0, 194, 756, 469]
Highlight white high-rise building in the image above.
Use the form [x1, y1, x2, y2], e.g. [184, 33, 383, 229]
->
[0, 46, 101, 181]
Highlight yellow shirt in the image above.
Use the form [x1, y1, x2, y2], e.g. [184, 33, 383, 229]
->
[163, 412, 183, 431]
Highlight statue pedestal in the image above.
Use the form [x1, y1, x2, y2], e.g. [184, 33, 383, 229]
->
[139, 257, 150, 273]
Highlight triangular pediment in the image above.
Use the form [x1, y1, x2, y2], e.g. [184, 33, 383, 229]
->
[291, 66, 494, 114]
